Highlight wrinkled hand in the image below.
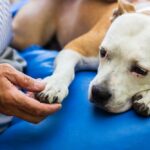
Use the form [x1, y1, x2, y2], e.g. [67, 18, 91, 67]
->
[0, 64, 61, 123]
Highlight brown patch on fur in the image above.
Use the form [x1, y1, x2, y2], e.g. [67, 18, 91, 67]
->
[65, 3, 116, 57]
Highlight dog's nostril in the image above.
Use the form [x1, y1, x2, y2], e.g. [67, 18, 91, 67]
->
[91, 85, 112, 104]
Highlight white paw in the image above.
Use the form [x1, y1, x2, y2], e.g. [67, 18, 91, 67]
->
[36, 76, 69, 104]
[132, 90, 150, 116]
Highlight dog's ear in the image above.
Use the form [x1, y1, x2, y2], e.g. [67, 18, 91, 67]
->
[118, 0, 135, 13]
[111, 0, 135, 22]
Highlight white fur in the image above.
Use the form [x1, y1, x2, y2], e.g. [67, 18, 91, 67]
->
[90, 13, 150, 113]
[40, 49, 98, 103]
[133, 89, 150, 115]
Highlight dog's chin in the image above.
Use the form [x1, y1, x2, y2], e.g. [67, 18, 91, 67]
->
[94, 101, 132, 113]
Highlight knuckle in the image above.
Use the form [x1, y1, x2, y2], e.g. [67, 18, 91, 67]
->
[3, 91, 14, 105]
[2, 64, 13, 71]
[23, 76, 33, 87]
[0, 64, 14, 76]
[3, 90, 11, 99]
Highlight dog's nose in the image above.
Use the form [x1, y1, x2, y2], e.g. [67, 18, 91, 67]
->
[91, 85, 112, 105]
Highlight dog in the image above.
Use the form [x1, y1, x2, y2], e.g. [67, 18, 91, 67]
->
[12, 0, 150, 116]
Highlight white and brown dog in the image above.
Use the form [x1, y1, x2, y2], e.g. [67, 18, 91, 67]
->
[12, 0, 150, 116]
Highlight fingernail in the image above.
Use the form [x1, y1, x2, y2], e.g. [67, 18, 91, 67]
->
[34, 80, 45, 89]
[57, 104, 62, 109]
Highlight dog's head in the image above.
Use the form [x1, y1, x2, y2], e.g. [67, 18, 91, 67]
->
[89, 0, 150, 113]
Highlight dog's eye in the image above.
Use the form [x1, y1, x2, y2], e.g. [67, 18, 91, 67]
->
[100, 47, 107, 58]
[130, 65, 148, 76]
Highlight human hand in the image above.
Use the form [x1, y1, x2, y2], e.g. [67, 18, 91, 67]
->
[0, 64, 61, 123]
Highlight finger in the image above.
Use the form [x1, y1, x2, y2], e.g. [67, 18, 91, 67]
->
[5, 67, 45, 92]
[0, 105, 45, 124]
[10, 107, 45, 123]
[26, 92, 35, 98]
[13, 89, 62, 116]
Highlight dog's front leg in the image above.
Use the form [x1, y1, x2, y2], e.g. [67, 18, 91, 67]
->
[36, 49, 98, 104]
[36, 16, 112, 104]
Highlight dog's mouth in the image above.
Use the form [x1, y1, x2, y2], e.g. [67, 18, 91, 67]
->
[94, 102, 132, 113]
[92, 89, 150, 114]
[92, 95, 134, 113]
[93, 102, 108, 111]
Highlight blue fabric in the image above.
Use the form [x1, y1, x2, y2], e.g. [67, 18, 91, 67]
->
[0, 46, 150, 150]
[20, 45, 58, 78]
[1, 1, 150, 150]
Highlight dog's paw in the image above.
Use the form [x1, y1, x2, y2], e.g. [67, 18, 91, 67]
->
[132, 91, 150, 116]
[35, 76, 69, 104]
[133, 101, 150, 116]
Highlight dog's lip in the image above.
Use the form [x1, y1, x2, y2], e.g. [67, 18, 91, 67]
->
[93, 103, 110, 111]
[90, 98, 109, 110]
[94, 104, 118, 113]
[94, 101, 132, 113]
[90, 96, 132, 113]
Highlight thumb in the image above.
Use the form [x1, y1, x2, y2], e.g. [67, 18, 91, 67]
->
[6, 68, 45, 92]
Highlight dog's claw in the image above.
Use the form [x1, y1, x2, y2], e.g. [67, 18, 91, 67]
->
[133, 101, 150, 116]
[35, 93, 49, 103]
[132, 94, 143, 102]
[44, 95, 49, 103]
[52, 96, 59, 104]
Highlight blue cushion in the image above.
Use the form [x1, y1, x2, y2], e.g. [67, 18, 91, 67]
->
[20, 45, 58, 78]
[0, 45, 150, 150]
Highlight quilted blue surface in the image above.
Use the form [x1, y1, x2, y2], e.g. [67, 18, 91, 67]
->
[0, 1, 150, 150]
